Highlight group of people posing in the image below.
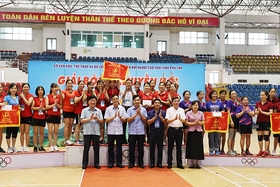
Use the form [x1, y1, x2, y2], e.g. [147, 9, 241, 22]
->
[0, 79, 279, 169]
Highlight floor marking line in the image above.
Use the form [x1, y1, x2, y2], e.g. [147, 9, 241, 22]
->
[0, 184, 78, 187]
[202, 166, 242, 187]
[79, 169, 85, 187]
[219, 166, 268, 187]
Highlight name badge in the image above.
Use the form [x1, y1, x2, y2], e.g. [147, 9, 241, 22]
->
[125, 99, 130, 105]
[38, 109, 43, 115]
[53, 106, 58, 112]
[100, 100, 105, 107]
[83, 101, 87, 106]
[70, 98, 74, 105]
[20, 105, 25, 111]
[155, 120, 160, 128]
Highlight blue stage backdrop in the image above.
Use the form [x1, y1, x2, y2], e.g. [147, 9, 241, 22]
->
[28, 61, 205, 101]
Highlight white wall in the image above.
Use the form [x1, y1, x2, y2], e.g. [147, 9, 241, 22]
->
[2, 68, 28, 83]
[149, 29, 170, 53]
[42, 25, 65, 52]
[225, 74, 280, 85]
[205, 64, 223, 83]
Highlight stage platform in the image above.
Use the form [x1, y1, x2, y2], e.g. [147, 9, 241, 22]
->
[1, 145, 280, 170]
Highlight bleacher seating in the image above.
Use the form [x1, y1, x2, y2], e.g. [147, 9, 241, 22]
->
[0, 50, 17, 59]
[29, 51, 67, 61]
[1, 82, 23, 95]
[149, 53, 184, 63]
[71, 56, 138, 63]
[196, 54, 218, 63]
[226, 55, 280, 74]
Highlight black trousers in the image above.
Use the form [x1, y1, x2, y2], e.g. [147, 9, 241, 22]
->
[82, 135, 100, 166]
[6, 127, 19, 139]
[150, 130, 164, 165]
[108, 134, 123, 165]
[167, 127, 183, 167]
[129, 134, 144, 166]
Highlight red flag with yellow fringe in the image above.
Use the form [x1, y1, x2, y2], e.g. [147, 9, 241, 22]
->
[204, 112, 229, 133]
[102, 61, 129, 81]
[270, 113, 280, 134]
[0, 105, 20, 127]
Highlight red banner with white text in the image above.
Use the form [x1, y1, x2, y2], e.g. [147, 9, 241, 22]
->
[270, 113, 280, 134]
[0, 105, 20, 128]
[204, 112, 229, 133]
[0, 12, 219, 27]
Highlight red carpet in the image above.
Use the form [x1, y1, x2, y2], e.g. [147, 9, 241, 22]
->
[81, 167, 193, 187]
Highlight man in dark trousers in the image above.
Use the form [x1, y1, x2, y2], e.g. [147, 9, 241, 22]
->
[147, 99, 166, 168]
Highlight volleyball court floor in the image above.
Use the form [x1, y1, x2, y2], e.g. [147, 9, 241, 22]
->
[1, 130, 280, 187]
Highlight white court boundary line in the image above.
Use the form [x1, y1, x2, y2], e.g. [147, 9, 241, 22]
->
[0, 184, 78, 187]
[79, 169, 85, 187]
[219, 166, 268, 187]
[202, 166, 242, 187]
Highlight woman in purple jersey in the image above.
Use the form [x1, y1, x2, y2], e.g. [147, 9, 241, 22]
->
[236, 96, 255, 156]
[179, 90, 192, 145]
[219, 90, 228, 155]
[226, 90, 239, 156]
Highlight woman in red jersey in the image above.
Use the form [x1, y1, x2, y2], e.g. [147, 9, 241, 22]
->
[74, 80, 87, 145]
[31, 86, 47, 152]
[168, 83, 180, 103]
[0, 84, 6, 153]
[61, 79, 76, 145]
[86, 81, 94, 98]
[19, 83, 34, 152]
[106, 80, 120, 104]
[45, 83, 62, 152]
[134, 81, 142, 95]
[150, 80, 157, 95]
[94, 80, 109, 143]
[255, 90, 273, 157]
[268, 88, 279, 155]
[154, 82, 170, 145]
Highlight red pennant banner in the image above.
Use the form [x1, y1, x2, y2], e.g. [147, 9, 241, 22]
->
[102, 61, 129, 81]
[0, 105, 20, 127]
[204, 112, 229, 133]
[270, 113, 280, 134]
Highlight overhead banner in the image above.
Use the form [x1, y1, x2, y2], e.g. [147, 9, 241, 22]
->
[0, 105, 20, 128]
[0, 12, 219, 27]
[28, 61, 205, 101]
[270, 113, 280, 134]
[204, 112, 229, 133]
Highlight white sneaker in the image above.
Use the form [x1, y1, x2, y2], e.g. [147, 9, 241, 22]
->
[54, 145, 59, 152]
[50, 146, 54, 152]
[7, 147, 13, 153]
[18, 146, 24, 152]
[67, 139, 74, 145]
[24, 147, 29, 152]
[11, 147, 17, 152]
[271, 150, 277, 156]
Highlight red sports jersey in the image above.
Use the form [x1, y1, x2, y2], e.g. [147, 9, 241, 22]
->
[155, 91, 169, 111]
[62, 90, 76, 112]
[46, 94, 61, 116]
[74, 89, 85, 114]
[20, 93, 33, 117]
[94, 90, 107, 111]
[33, 97, 46, 119]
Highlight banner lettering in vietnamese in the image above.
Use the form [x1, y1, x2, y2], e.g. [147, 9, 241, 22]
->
[0, 105, 20, 128]
[204, 112, 229, 133]
[270, 113, 280, 134]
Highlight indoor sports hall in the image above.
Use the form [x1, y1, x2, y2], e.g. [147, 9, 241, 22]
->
[1, 0, 280, 186]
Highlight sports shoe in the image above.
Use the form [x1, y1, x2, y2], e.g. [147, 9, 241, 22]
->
[271, 150, 277, 156]
[7, 147, 13, 153]
[34, 147, 38, 152]
[245, 150, 253, 156]
[19, 146, 24, 152]
[54, 145, 59, 151]
[23, 147, 29, 152]
[39, 146, 46, 152]
[232, 150, 238, 155]
[262, 151, 268, 157]
[11, 147, 17, 152]
[65, 139, 74, 146]
[257, 150, 263, 156]
[0, 147, 6, 153]
[50, 146, 54, 152]
[215, 151, 220, 156]
[209, 151, 214, 156]
[75, 140, 84, 145]
[229, 150, 237, 156]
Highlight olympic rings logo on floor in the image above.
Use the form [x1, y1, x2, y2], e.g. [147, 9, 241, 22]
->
[114, 149, 140, 162]
[0, 157, 12, 168]
[241, 158, 258, 166]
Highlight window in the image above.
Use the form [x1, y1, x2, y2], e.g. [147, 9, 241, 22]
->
[225, 32, 245, 45]
[46, 38, 57, 51]
[0, 27, 32, 40]
[179, 31, 209, 44]
[209, 71, 219, 84]
[248, 33, 277, 45]
[71, 31, 144, 48]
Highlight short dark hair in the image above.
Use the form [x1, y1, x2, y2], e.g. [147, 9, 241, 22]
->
[65, 79, 73, 85]
[209, 90, 217, 99]
[49, 83, 58, 94]
[191, 100, 199, 106]
[22, 83, 30, 88]
[111, 94, 119, 99]
[35, 86, 45, 97]
[183, 90, 191, 97]
[7, 83, 18, 96]
[87, 95, 97, 102]
[153, 98, 161, 104]
[172, 97, 180, 102]
[132, 95, 141, 101]
[196, 90, 204, 97]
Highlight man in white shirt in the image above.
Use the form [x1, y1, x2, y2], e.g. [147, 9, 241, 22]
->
[165, 97, 186, 169]
[121, 79, 135, 144]
[105, 94, 128, 168]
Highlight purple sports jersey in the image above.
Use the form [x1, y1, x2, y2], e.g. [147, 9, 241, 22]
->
[226, 100, 238, 116]
[218, 99, 228, 112]
[179, 100, 191, 110]
[198, 101, 206, 112]
[206, 100, 224, 112]
[236, 105, 254, 125]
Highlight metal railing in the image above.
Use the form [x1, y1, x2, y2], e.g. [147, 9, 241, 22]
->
[5, 59, 28, 73]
